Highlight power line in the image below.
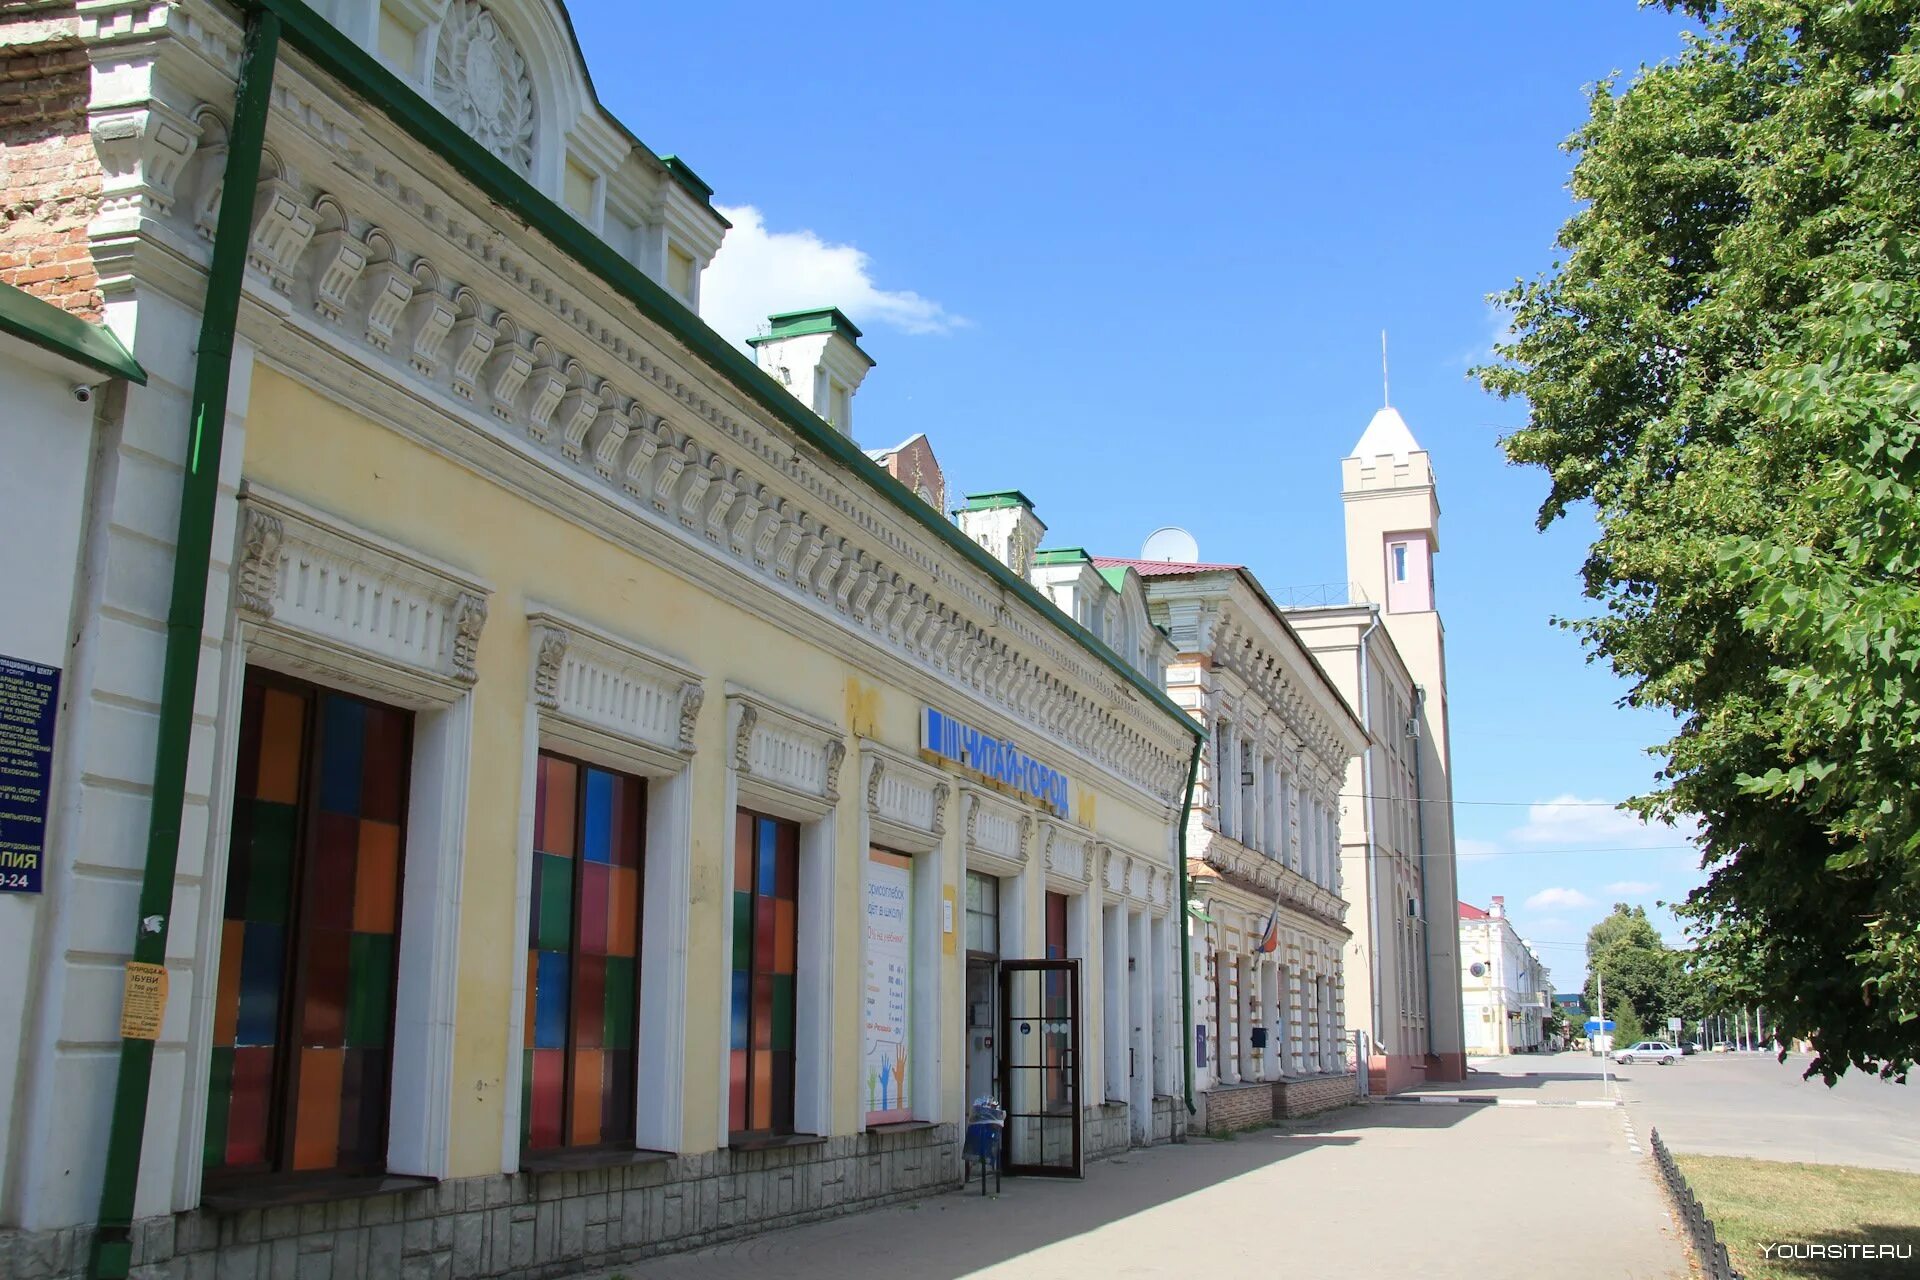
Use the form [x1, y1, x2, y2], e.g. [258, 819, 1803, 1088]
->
[1457, 844, 1695, 858]
[1336, 793, 1664, 809]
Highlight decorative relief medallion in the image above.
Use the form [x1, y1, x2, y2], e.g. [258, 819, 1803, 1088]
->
[432, 1, 536, 175]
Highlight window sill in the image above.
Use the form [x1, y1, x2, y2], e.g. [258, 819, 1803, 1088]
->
[864, 1120, 938, 1135]
[727, 1132, 829, 1154]
[518, 1146, 675, 1175]
[201, 1172, 436, 1213]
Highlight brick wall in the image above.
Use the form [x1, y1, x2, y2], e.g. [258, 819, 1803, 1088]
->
[1198, 1081, 1274, 1134]
[1, 7, 102, 318]
[0, 1124, 964, 1280]
[1274, 1073, 1357, 1119]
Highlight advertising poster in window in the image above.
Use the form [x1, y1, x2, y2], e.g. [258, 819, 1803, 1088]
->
[863, 848, 912, 1125]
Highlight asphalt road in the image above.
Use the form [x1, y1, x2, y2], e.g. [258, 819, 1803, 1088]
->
[1461, 1051, 1920, 1173]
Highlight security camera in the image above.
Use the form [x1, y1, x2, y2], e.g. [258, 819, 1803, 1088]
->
[71, 383, 93, 404]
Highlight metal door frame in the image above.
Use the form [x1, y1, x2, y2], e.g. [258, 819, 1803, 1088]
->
[998, 958, 1082, 1178]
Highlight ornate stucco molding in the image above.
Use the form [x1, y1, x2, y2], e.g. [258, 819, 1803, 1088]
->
[524, 608, 704, 765]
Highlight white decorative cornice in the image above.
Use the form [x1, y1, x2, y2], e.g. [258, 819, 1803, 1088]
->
[99, 25, 1195, 811]
[236, 486, 491, 688]
[728, 687, 844, 817]
[524, 607, 703, 763]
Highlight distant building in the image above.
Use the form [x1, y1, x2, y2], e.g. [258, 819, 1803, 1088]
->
[1458, 898, 1552, 1054]
[1089, 556, 1368, 1129]
[1285, 401, 1468, 1089]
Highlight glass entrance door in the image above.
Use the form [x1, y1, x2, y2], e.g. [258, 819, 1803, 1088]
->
[999, 959, 1081, 1177]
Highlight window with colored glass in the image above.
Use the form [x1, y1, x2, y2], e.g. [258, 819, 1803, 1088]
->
[524, 752, 646, 1154]
[729, 810, 799, 1138]
[204, 671, 412, 1180]
[1044, 891, 1071, 1110]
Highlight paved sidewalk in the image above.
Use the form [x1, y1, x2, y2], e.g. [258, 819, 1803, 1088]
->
[584, 1102, 1686, 1280]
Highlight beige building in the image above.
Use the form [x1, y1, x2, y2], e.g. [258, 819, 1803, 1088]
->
[1091, 557, 1368, 1131]
[1284, 403, 1467, 1090]
[1459, 898, 1551, 1055]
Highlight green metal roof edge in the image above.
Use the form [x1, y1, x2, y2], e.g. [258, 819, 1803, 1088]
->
[1032, 547, 1092, 566]
[960, 490, 1038, 512]
[536, 7, 728, 227]
[0, 281, 146, 384]
[1096, 566, 1130, 593]
[657, 154, 729, 227]
[251, 0, 1202, 743]
[745, 308, 875, 368]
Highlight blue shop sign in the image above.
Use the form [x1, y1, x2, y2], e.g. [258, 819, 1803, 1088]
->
[0, 653, 61, 894]
[921, 706, 1070, 815]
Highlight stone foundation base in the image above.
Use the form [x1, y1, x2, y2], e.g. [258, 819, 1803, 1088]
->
[0, 1124, 961, 1280]
[1275, 1074, 1358, 1118]
[1366, 1053, 1429, 1095]
[1195, 1081, 1275, 1134]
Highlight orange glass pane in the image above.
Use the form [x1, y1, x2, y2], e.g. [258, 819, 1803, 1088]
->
[606, 867, 639, 957]
[751, 1049, 773, 1131]
[255, 688, 306, 805]
[213, 919, 245, 1047]
[352, 820, 401, 934]
[539, 756, 577, 856]
[773, 898, 796, 975]
[570, 1048, 604, 1146]
[291, 1047, 344, 1171]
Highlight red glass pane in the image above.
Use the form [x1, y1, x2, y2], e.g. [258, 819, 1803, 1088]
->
[775, 821, 799, 899]
[727, 1049, 748, 1132]
[754, 896, 775, 974]
[773, 899, 796, 976]
[734, 810, 753, 891]
[612, 776, 644, 869]
[752, 975, 774, 1051]
[528, 1049, 564, 1149]
[573, 953, 606, 1049]
[358, 704, 407, 823]
[307, 813, 358, 933]
[225, 1046, 275, 1166]
[579, 862, 610, 956]
[298, 928, 350, 1047]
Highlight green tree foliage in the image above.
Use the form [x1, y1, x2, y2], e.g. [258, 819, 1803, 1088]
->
[1585, 904, 1687, 1029]
[1609, 1000, 1647, 1051]
[1478, 0, 1920, 1082]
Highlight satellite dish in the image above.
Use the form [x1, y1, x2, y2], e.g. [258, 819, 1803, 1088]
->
[1470, 962, 1487, 978]
[1140, 526, 1199, 563]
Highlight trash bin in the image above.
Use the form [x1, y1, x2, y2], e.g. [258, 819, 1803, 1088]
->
[963, 1097, 1005, 1195]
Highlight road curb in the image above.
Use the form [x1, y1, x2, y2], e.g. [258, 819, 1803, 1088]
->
[1384, 1095, 1623, 1108]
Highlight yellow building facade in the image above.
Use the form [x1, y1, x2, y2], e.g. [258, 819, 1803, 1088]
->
[0, 2, 1200, 1276]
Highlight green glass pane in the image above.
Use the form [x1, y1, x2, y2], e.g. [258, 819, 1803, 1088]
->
[603, 955, 636, 1050]
[346, 932, 395, 1047]
[244, 800, 300, 923]
[731, 891, 751, 971]
[521, 1048, 534, 1148]
[204, 1047, 234, 1170]
[771, 974, 795, 1052]
[536, 854, 574, 952]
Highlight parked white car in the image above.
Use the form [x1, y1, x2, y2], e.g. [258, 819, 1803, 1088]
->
[1612, 1040, 1679, 1065]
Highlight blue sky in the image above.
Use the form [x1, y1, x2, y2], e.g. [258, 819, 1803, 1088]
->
[569, 0, 1707, 984]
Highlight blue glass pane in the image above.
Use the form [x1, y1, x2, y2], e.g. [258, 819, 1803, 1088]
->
[534, 950, 571, 1050]
[235, 922, 284, 1046]
[318, 696, 366, 814]
[729, 969, 751, 1050]
[756, 827, 777, 896]
[582, 769, 613, 864]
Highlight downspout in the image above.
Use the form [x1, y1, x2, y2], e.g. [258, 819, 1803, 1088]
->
[88, 11, 281, 1279]
[1412, 684, 1437, 1063]
[1356, 608, 1384, 1066]
[1177, 734, 1202, 1117]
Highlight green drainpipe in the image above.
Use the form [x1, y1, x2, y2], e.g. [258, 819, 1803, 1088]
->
[1178, 735, 1202, 1118]
[88, 10, 281, 1278]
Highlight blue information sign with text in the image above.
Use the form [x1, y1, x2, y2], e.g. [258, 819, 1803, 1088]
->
[0, 653, 61, 894]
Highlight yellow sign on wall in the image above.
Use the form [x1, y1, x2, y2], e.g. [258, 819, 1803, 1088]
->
[119, 961, 168, 1041]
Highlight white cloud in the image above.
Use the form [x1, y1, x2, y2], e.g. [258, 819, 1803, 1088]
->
[1525, 887, 1593, 912]
[1507, 795, 1699, 849]
[1604, 880, 1658, 897]
[700, 205, 966, 349]
[1455, 836, 1500, 864]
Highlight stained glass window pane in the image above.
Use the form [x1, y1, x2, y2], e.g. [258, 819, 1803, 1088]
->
[205, 674, 412, 1181]
[522, 750, 645, 1155]
[731, 809, 800, 1138]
